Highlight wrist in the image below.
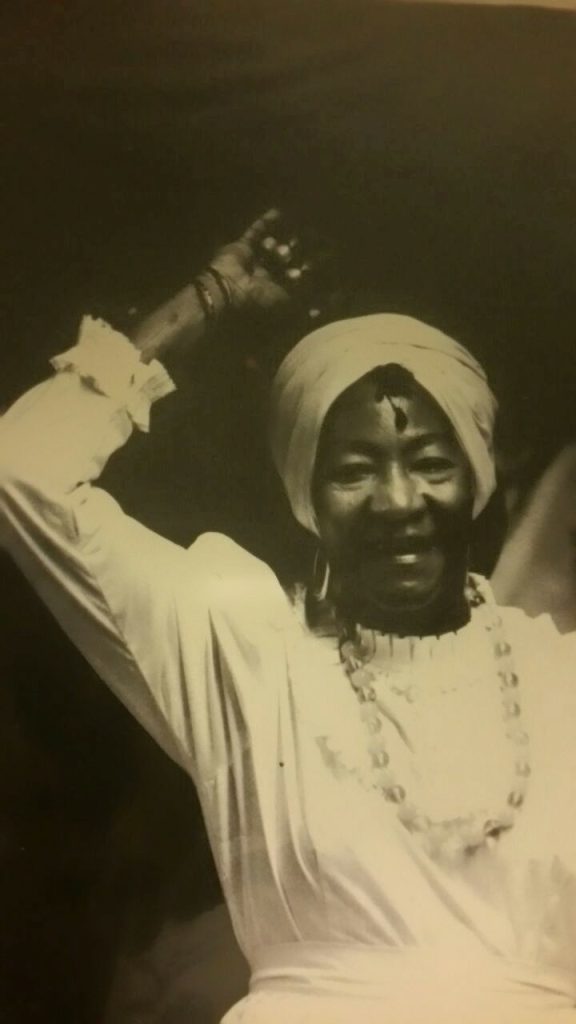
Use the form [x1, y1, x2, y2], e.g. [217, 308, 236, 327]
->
[204, 266, 236, 309]
[194, 270, 229, 321]
[202, 256, 250, 312]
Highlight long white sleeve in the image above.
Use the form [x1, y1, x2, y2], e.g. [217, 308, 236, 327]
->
[0, 317, 207, 768]
[0, 316, 290, 804]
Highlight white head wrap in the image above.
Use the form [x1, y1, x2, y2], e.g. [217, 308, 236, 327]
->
[269, 314, 497, 534]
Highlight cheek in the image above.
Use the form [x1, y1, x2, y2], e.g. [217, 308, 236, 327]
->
[431, 482, 470, 511]
[425, 465, 473, 511]
[453, 463, 475, 509]
[314, 485, 365, 545]
[426, 460, 471, 503]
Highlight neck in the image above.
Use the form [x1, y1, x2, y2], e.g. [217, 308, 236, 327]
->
[346, 589, 471, 637]
[306, 570, 472, 639]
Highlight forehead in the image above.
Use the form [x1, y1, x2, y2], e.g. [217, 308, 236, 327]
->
[320, 374, 455, 448]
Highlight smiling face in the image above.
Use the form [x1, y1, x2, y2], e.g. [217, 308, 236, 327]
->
[313, 368, 474, 635]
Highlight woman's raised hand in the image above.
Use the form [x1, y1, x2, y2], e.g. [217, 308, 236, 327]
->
[208, 209, 315, 315]
[132, 209, 329, 365]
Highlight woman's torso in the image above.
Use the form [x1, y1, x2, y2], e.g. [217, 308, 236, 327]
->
[180, 543, 576, 1020]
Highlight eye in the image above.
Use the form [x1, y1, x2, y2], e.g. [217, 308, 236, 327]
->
[327, 462, 373, 485]
[413, 456, 455, 476]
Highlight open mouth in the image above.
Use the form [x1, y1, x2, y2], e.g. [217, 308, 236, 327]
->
[354, 535, 443, 572]
[361, 535, 437, 558]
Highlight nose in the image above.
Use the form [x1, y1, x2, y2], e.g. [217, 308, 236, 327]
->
[369, 466, 422, 517]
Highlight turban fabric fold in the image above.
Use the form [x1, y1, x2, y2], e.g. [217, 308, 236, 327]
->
[269, 314, 498, 535]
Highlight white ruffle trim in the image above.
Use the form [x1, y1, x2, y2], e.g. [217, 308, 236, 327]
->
[50, 315, 176, 431]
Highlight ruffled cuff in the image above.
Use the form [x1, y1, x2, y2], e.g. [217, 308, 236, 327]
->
[50, 315, 176, 432]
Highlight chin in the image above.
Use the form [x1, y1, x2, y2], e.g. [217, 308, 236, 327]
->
[358, 593, 441, 632]
[376, 577, 443, 609]
[341, 570, 469, 636]
[360, 599, 468, 636]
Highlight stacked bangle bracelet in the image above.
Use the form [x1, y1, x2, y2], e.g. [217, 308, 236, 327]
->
[194, 277, 216, 323]
[205, 266, 234, 308]
[193, 267, 234, 326]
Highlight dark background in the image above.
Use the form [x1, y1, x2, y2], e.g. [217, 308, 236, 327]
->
[1, 1, 576, 1021]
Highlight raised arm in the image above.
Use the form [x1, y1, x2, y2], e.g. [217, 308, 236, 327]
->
[0, 211, 309, 770]
[131, 208, 308, 365]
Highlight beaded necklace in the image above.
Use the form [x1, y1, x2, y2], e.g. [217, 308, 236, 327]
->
[338, 575, 531, 862]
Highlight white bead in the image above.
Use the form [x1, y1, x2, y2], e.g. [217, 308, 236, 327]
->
[386, 785, 406, 804]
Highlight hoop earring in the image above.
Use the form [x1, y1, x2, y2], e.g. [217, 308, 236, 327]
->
[312, 548, 331, 602]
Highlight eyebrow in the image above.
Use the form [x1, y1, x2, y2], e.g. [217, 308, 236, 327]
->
[333, 432, 453, 458]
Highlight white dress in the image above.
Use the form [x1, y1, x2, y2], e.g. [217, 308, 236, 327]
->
[1, 318, 576, 1024]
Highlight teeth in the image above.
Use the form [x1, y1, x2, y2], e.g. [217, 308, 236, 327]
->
[366, 541, 433, 556]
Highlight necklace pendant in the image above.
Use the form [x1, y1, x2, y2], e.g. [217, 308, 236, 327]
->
[385, 784, 406, 804]
[506, 724, 529, 745]
[508, 789, 525, 809]
[351, 667, 376, 691]
[371, 749, 390, 768]
[499, 671, 519, 689]
[397, 802, 426, 829]
[503, 700, 521, 720]
[373, 768, 394, 790]
[483, 819, 503, 838]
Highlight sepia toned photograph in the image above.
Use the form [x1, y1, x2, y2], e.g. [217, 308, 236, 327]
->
[2, 1, 576, 1021]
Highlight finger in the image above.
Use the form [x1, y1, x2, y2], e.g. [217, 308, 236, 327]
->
[277, 243, 295, 264]
[285, 261, 311, 284]
[260, 237, 301, 275]
[286, 266, 303, 283]
[277, 234, 299, 254]
[260, 235, 278, 254]
[260, 235, 294, 255]
[241, 208, 282, 245]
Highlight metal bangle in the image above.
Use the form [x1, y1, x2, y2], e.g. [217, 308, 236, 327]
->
[205, 266, 234, 309]
[193, 277, 216, 324]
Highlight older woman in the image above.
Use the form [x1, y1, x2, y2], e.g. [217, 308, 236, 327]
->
[1, 211, 576, 1024]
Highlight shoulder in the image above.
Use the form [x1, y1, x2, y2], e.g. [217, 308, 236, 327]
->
[497, 600, 566, 666]
[185, 532, 279, 585]
[498, 604, 560, 645]
[474, 575, 561, 648]
[472, 578, 576, 752]
[181, 532, 293, 632]
[498, 602, 576, 710]
[476, 573, 574, 685]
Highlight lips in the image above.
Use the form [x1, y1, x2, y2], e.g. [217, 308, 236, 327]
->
[360, 534, 437, 557]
